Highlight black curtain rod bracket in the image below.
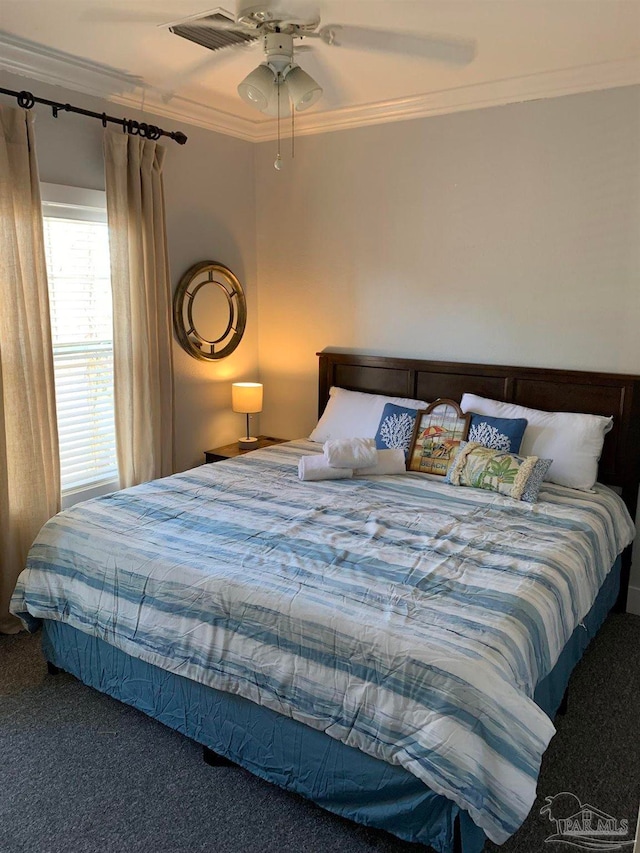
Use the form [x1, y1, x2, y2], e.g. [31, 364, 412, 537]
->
[1, 86, 188, 145]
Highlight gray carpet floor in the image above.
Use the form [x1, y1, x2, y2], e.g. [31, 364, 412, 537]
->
[1, 615, 639, 853]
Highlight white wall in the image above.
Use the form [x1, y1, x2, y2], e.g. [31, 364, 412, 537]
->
[254, 85, 640, 602]
[0, 70, 259, 473]
[255, 86, 640, 438]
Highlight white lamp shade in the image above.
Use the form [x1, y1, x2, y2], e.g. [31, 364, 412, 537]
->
[284, 66, 323, 112]
[232, 382, 263, 414]
[238, 64, 276, 111]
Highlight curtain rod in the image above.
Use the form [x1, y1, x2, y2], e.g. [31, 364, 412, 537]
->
[0, 86, 188, 145]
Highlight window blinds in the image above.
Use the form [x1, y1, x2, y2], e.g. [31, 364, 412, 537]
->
[42, 211, 117, 493]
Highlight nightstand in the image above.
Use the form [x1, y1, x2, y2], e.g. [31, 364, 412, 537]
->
[204, 436, 286, 464]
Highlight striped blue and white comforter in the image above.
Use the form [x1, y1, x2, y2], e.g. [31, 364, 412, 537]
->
[11, 441, 635, 843]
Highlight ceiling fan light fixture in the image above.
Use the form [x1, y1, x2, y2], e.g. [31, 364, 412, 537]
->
[237, 63, 276, 110]
[284, 65, 322, 112]
[262, 78, 291, 117]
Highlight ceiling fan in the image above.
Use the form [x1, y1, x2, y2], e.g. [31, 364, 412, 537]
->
[92, 1, 476, 116]
[87, 1, 475, 168]
[177, 2, 475, 111]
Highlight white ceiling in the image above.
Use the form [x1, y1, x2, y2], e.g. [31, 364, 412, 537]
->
[1, 0, 639, 141]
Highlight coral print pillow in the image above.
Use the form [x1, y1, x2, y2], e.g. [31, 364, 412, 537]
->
[446, 442, 552, 503]
[468, 414, 528, 454]
[375, 403, 418, 459]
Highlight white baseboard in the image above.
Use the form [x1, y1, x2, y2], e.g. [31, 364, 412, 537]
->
[626, 584, 640, 616]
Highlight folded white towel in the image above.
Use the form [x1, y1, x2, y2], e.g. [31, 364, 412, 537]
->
[324, 438, 378, 469]
[356, 448, 407, 477]
[298, 456, 353, 482]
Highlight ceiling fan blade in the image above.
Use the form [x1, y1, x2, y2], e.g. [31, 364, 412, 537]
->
[157, 57, 225, 103]
[319, 25, 476, 65]
[294, 49, 341, 108]
[170, 20, 249, 32]
[157, 41, 259, 102]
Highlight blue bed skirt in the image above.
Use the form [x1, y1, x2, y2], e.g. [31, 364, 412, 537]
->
[40, 557, 621, 853]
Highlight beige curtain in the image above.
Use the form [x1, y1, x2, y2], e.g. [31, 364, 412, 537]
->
[103, 132, 174, 488]
[0, 107, 60, 634]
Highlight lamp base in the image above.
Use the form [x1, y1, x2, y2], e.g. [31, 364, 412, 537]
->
[238, 436, 259, 450]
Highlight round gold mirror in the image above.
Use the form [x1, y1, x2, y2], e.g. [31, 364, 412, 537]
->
[173, 261, 247, 361]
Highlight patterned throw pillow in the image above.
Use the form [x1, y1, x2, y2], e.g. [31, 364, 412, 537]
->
[375, 403, 418, 459]
[468, 414, 528, 453]
[446, 442, 552, 503]
[520, 457, 553, 503]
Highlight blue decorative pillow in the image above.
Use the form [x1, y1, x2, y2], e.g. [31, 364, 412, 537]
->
[468, 413, 528, 454]
[375, 403, 418, 458]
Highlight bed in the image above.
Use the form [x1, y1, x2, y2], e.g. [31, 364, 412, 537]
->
[11, 351, 640, 853]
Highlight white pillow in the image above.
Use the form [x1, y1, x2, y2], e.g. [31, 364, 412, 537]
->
[460, 393, 613, 491]
[309, 387, 428, 443]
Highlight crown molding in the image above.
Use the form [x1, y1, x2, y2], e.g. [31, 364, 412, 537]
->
[109, 90, 261, 143]
[0, 32, 141, 99]
[1, 32, 639, 143]
[254, 56, 640, 141]
[0, 32, 261, 142]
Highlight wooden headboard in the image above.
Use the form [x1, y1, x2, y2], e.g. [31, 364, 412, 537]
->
[318, 350, 640, 611]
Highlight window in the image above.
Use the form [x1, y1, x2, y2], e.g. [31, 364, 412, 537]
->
[41, 184, 118, 504]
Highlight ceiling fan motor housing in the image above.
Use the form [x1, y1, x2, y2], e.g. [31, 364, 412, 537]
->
[236, 0, 320, 32]
[264, 31, 294, 72]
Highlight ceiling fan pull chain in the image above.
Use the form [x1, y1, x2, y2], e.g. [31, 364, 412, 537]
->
[291, 96, 295, 159]
[274, 72, 283, 170]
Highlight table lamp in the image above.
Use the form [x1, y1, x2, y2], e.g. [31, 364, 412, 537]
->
[232, 382, 263, 449]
